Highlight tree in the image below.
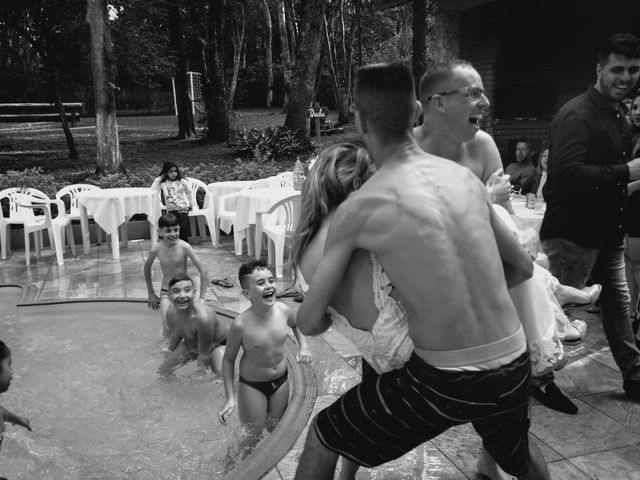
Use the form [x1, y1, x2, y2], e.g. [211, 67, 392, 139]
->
[87, 0, 124, 174]
[0, 0, 88, 159]
[412, 0, 427, 92]
[228, 1, 247, 109]
[276, 0, 292, 112]
[261, 0, 274, 108]
[202, 0, 230, 140]
[168, 3, 196, 138]
[284, 0, 327, 142]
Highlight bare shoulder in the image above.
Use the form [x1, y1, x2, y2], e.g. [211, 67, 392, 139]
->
[464, 130, 502, 182]
[276, 302, 296, 326]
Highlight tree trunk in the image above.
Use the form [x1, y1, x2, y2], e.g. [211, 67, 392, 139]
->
[228, 5, 245, 109]
[284, 0, 327, 142]
[277, 0, 292, 113]
[285, 0, 297, 57]
[322, 16, 342, 117]
[49, 63, 78, 158]
[262, 0, 273, 108]
[412, 0, 428, 95]
[169, 4, 196, 139]
[86, 0, 123, 175]
[204, 0, 230, 140]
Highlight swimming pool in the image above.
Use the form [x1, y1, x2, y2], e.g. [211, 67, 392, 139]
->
[0, 286, 316, 479]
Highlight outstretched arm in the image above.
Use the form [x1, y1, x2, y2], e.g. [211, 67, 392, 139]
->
[196, 312, 216, 371]
[1, 406, 31, 431]
[489, 204, 533, 288]
[144, 249, 160, 309]
[286, 305, 312, 363]
[218, 321, 242, 425]
[187, 247, 208, 301]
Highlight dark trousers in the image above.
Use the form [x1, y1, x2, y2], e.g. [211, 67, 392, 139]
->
[169, 210, 191, 242]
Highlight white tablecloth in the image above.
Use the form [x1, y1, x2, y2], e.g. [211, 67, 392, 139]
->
[234, 187, 296, 233]
[77, 187, 163, 235]
[512, 199, 545, 232]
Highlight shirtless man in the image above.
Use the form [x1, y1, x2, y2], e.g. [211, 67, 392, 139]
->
[158, 274, 228, 375]
[293, 63, 549, 480]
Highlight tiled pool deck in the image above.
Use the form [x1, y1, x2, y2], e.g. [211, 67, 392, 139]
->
[2, 233, 640, 479]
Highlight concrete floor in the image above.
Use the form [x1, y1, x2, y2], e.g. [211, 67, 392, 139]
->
[2, 230, 640, 479]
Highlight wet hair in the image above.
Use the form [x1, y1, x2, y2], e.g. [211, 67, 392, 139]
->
[158, 212, 179, 229]
[354, 63, 416, 141]
[291, 144, 375, 272]
[168, 273, 194, 289]
[158, 161, 184, 182]
[238, 258, 271, 290]
[419, 59, 474, 103]
[598, 33, 640, 64]
[0, 340, 10, 369]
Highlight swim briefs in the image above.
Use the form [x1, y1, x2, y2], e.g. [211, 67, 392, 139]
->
[239, 370, 288, 398]
[314, 350, 532, 476]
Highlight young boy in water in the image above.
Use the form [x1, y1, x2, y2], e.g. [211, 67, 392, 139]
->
[0, 340, 31, 449]
[158, 274, 228, 375]
[218, 259, 311, 450]
[144, 213, 208, 337]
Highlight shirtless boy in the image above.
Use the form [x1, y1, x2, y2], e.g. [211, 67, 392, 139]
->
[293, 63, 549, 480]
[218, 259, 311, 454]
[144, 213, 208, 336]
[158, 274, 228, 375]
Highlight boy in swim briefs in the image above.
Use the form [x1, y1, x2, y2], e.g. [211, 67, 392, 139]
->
[158, 274, 228, 375]
[218, 259, 311, 452]
[144, 213, 208, 337]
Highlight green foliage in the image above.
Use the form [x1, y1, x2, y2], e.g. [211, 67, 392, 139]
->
[0, 168, 60, 198]
[227, 126, 312, 162]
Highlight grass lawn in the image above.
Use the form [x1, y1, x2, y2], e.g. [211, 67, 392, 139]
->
[0, 108, 360, 177]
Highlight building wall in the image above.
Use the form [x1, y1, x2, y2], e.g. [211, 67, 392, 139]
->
[432, 11, 461, 63]
[457, 0, 640, 167]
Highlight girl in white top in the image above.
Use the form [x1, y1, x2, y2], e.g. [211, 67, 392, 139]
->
[290, 143, 413, 480]
[151, 161, 193, 242]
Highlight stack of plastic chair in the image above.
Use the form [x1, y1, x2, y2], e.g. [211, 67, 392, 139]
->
[256, 192, 301, 278]
[184, 177, 217, 246]
[1, 187, 75, 265]
[217, 178, 280, 256]
[56, 184, 104, 245]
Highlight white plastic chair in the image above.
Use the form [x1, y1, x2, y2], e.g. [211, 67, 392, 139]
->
[255, 192, 301, 278]
[0, 188, 75, 265]
[56, 184, 104, 244]
[217, 179, 282, 255]
[184, 177, 217, 246]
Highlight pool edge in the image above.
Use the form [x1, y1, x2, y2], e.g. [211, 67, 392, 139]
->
[1, 283, 317, 480]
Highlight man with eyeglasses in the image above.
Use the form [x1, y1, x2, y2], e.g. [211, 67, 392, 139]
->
[414, 60, 514, 212]
[540, 33, 640, 402]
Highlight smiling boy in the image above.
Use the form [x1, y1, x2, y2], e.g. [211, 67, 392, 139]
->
[144, 213, 208, 336]
[157, 274, 228, 375]
[218, 259, 311, 454]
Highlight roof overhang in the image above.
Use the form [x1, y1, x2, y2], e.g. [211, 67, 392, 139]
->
[378, 0, 497, 11]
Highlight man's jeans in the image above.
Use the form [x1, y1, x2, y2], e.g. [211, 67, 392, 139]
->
[542, 238, 640, 382]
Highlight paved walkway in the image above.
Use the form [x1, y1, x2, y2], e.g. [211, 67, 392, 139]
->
[2, 232, 640, 479]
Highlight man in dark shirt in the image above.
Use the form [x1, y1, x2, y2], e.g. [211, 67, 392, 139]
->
[540, 33, 640, 401]
[506, 140, 538, 194]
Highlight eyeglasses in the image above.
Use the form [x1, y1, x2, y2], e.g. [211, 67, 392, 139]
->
[425, 86, 486, 101]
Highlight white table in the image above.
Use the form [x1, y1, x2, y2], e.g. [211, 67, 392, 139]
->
[207, 180, 255, 234]
[512, 198, 545, 232]
[77, 187, 163, 259]
[233, 187, 296, 257]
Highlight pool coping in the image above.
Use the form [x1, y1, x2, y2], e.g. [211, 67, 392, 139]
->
[2, 283, 317, 480]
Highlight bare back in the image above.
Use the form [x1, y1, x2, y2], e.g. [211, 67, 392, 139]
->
[326, 148, 520, 352]
[299, 213, 378, 330]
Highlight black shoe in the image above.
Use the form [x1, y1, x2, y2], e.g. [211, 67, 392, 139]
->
[532, 382, 578, 415]
[623, 379, 640, 402]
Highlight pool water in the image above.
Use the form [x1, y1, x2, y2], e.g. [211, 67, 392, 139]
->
[0, 296, 240, 479]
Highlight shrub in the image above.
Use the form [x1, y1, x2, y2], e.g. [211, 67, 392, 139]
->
[227, 126, 312, 162]
[0, 167, 62, 198]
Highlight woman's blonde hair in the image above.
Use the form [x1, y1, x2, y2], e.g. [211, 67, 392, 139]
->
[290, 143, 375, 272]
